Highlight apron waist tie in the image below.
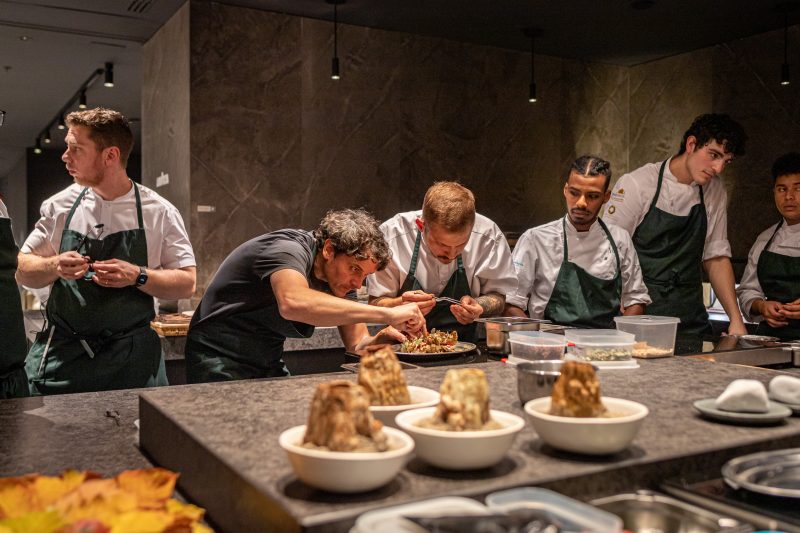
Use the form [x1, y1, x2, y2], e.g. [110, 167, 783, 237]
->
[51, 322, 153, 359]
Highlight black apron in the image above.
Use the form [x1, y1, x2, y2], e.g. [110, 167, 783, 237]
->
[0, 216, 29, 398]
[755, 220, 800, 340]
[543, 217, 622, 329]
[398, 230, 476, 341]
[185, 245, 318, 383]
[632, 160, 711, 336]
[26, 184, 166, 395]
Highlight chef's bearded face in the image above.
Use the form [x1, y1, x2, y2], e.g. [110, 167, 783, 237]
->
[564, 170, 611, 229]
[423, 222, 471, 264]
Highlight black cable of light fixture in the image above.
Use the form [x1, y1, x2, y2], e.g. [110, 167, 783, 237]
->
[777, 3, 798, 86]
[327, 0, 345, 80]
[31, 63, 113, 155]
[523, 28, 542, 103]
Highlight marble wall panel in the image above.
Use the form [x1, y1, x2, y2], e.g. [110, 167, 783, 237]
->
[142, 2, 190, 220]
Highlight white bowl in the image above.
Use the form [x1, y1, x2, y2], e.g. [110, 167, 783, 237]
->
[370, 386, 440, 429]
[395, 407, 525, 470]
[279, 425, 414, 493]
[524, 397, 648, 455]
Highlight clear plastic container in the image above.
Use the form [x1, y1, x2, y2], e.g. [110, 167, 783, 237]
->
[485, 487, 623, 533]
[508, 331, 566, 361]
[614, 315, 680, 358]
[565, 329, 635, 362]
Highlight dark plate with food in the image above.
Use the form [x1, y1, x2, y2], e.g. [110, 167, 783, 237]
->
[392, 330, 476, 361]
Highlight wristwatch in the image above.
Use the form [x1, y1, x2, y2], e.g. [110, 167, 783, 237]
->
[136, 266, 149, 286]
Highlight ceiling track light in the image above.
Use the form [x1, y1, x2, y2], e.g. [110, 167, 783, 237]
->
[32, 65, 108, 154]
[777, 2, 798, 86]
[523, 28, 542, 103]
[327, 0, 345, 80]
[104, 62, 114, 87]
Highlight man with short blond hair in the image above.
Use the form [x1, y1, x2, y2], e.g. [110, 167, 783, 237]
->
[368, 181, 517, 340]
[17, 107, 197, 395]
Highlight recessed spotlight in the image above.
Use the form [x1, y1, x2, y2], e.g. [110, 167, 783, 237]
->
[19, 35, 31, 41]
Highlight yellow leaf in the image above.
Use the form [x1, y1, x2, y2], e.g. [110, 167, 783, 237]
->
[164, 500, 204, 522]
[33, 470, 90, 508]
[0, 486, 38, 518]
[115, 470, 177, 510]
[0, 510, 64, 533]
[190, 524, 213, 533]
[108, 510, 172, 533]
[60, 492, 138, 525]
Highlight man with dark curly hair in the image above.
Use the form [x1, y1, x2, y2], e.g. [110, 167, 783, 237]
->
[186, 208, 426, 382]
[604, 114, 748, 336]
[737, 153, 800, 340]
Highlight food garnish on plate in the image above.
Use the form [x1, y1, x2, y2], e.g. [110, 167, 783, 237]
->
[302, 380, 390, 452]
[416, 368, 501, 431]
[399, 329, 458, 353]
[357, 345, 411, 406]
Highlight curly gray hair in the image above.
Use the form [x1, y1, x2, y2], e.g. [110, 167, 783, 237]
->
[313, 209, 391, 270]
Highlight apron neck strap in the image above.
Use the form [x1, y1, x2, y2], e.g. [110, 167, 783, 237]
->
[597, 217, 621, 278]
[132, 181, 144, 230]
[409, 230, 423, 277]
[764, 219, 784, 253]
[64, 188, 90, 230]
[649, 160, 668, 212]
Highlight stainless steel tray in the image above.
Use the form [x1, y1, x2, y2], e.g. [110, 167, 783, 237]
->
[722, 448, 800, 498]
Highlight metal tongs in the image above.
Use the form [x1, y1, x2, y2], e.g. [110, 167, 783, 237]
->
[434, 296, 463, 305]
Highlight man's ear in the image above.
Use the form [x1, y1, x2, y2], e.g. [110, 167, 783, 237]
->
[104, 146, 121, 167]
[602, 189, 612, 204]
[322, 239, 334, 260]
[685, 135, 698, 154]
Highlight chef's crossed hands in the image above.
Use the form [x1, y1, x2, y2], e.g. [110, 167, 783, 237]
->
[56, 251, 90, 280]
[450, 295, 482, 325]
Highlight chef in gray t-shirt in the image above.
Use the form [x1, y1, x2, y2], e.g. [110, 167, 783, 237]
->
[186, 209, 425, 382]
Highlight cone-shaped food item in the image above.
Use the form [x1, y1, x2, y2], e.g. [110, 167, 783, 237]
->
[358, 344, 411, 406]
[303, 380, 388, 452]
[432, 368, 492, 430]
[549, 360, 606, 418]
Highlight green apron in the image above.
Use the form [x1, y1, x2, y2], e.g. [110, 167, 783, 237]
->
[0, 216, 29, 398]
[755, 220, 800, 340]
[543, 217, 622, 329]
[399, 230, 476, 341]
[185, 246, 318, 383]
[632, 160, 710, 335]
[26, 184, 166, 395]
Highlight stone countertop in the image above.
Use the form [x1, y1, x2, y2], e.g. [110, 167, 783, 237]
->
[137, 358, 800, 532]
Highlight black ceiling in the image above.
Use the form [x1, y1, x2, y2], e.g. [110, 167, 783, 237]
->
[222, 0, 800, 66]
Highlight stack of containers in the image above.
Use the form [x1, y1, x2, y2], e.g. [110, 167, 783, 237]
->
[508, 331, 566, 364]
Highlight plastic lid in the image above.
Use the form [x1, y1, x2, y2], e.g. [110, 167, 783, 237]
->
[485, 487, 623, 533]
[613, 315, 680, 325]
[352, 497, 491, 533]
[509, 331, 566, 343]
[565, 329, 635, 345]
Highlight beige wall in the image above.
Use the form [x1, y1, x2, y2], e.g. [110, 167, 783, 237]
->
[142, 1, 800, 296]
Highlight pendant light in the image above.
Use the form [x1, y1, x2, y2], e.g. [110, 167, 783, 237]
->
[79, 89, 87, 109]
[33, 138, 42, 154]
[778, 2, 797, 86]
[523, 28, 542, 103]
[104, 62, 114, 87]
[327, 0, 345, 80]
[57, 114, 66, 130]
[43, 129, 51, 144]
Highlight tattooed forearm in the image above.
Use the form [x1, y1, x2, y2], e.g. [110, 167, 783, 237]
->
[476, 292, 505, 317]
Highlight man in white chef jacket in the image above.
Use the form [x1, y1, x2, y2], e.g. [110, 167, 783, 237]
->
[603, 113, 747, 336]
[367, 181, 517, 341]
[17, 107, 197, 394]
[505, 156, 650, 327]
[737, 152, 800, 340]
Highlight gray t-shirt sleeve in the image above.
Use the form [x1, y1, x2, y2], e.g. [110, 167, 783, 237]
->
[253, 237, 314, 282]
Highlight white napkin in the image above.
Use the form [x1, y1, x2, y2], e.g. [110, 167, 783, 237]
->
[769, 375, 800, 405]
[714, 379, 769, 413]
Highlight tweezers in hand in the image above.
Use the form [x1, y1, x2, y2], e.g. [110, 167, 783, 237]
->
[434, 296, 463, 305]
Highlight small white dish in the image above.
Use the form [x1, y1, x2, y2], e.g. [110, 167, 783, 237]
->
[279, 425, 414, 493]
[770, 397, 800, 415]
[350, 496, 492, 533]
[524, 397, 648, 455]
[395, 407, 524, 470]
[370, 386, 440, 429]
[693, 398, 792, 424]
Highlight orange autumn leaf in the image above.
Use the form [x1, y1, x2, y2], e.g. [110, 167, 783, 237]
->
[57, 519, 111, 533]
[164, 500, 204, 523]
[0, 485, 39, 519]
[115, 470, 177, 509]
[107, 510, 173, 533]
[59, 492, 138, 525]
[54, 479, 123, 516]
[34, 471, 93, 508]
[0, 474, 37, 492]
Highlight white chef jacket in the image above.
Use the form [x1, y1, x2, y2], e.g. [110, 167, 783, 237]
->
[737, 219, 800, 321]
[22, 182, 196, 272]
[367, 211, 517, 299]
[506, 216, 651, 318]
[0, 200, 8, 219]
[603, 158, 731, 261]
